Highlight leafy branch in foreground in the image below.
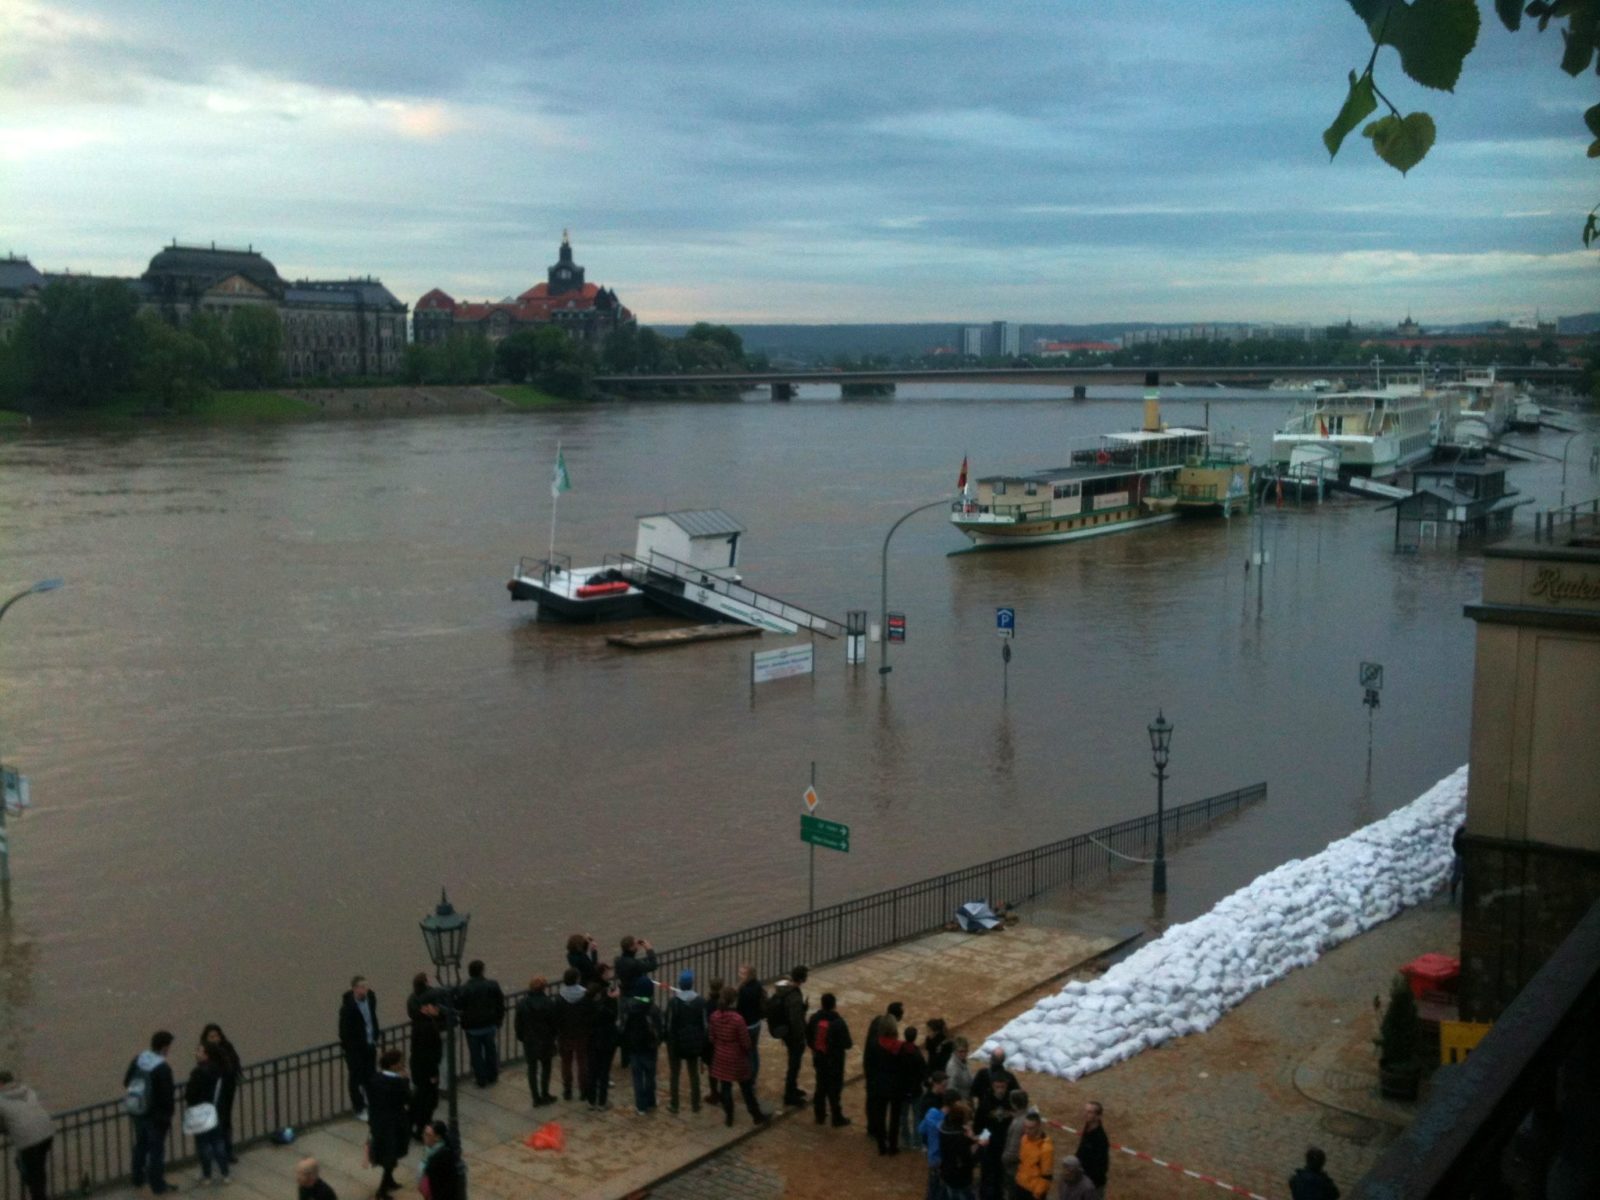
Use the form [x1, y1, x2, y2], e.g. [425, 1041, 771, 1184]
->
[1324, 0, 1599, 242]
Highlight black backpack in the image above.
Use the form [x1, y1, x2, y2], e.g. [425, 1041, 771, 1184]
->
[765, 986, 789, 1040]
[669, 995, 707, 1056]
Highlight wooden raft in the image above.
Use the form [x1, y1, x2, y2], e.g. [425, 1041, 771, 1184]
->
[606, 623, 761, 650]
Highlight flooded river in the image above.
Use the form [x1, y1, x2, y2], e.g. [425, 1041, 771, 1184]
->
[0, 386, 1592, 1104]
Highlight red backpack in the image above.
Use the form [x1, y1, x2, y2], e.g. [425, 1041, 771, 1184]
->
[811, 1014, 832, 1054]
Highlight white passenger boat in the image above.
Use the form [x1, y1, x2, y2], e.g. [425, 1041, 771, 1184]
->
[1269, 373, 1439, 480]
[949, 400, 1214, 549]
[1439, 367, 1514, 448]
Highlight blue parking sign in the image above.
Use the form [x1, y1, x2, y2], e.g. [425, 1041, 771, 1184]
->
[996, 607, 1015, 637]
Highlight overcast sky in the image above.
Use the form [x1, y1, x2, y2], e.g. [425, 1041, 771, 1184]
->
[3, 1, 1594, 326]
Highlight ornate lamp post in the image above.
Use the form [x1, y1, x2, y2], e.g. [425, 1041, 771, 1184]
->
[0, 578, 64, 910]
[419, 889, 469, 1174]
[1147, 711, 1173, 896]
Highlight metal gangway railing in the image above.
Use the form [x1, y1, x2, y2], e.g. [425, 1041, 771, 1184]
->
[613, 548, 846, 638]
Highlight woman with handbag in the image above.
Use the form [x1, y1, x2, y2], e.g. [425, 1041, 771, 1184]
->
[200, 1025, 243, 1164]
[183, 1045, 229, 1185]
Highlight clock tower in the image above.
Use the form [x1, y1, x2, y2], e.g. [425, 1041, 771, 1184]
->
[547, 229, 586, 297]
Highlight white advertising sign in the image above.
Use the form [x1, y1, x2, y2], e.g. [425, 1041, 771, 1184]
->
[751, 643, 815, 685]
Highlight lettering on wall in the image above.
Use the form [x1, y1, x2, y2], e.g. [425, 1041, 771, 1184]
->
[1527, 566, 1600, 606]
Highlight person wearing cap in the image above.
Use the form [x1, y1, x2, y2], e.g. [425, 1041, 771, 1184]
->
[1056, 1154, 1096, 1200]
[664, 970, 709, 1114]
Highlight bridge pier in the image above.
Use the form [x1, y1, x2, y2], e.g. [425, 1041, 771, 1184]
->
[1072, 385, 1087, 400]
[771, 382, 795, 402]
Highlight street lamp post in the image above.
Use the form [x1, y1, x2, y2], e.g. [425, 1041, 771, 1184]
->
[419, 889, 470, 1179]
[1560, 431, 1583, 512]
[879, 498, 953, 677]
[1147, 711, 1174, 896]
[0, 579, 64, 910]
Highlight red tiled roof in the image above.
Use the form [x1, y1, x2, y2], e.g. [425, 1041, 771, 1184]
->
[415, 287, 456, 311]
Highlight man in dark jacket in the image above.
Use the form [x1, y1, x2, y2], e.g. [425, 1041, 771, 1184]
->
[735, 965, 765, 1081]
[123, 1030, 176, 1195]
[366, 1049, 411, 1198]
[804, 991, 852, 1127]
[409, 988, 446, 1138]
[613, 935, 658, 1000]
[514, 976, 559, 1106]
[769, 965, 810, 1106]
[1289, 1146, 1341, 1200]
[338, 976, 379, 1117]
[969, 1047, 1017, 1105]
[457, 959, 506, 1087]
[620, 994, 662, 1114]
[1075, 1100, 1110, 1198]
[664, 970, 708, 1114]
[554, 968, 593, 1101]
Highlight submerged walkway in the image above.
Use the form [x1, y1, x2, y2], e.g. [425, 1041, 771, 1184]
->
[96, 924, 1118, 1200]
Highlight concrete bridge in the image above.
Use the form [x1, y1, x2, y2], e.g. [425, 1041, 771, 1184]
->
[594, 363, 1582, 400]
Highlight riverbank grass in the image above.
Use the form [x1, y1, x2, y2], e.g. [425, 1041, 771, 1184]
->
[0, 409, 30, 427]
[192, 390, 315, 420]
[490, 384, 570, 409]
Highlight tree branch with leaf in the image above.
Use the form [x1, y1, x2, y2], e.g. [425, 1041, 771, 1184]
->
[1324, 0, 1599, 247]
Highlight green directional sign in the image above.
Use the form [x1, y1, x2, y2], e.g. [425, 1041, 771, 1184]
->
[800, 813, 850, 853]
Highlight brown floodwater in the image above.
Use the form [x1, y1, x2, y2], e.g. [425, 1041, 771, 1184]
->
[0, 385, 1591, 1106]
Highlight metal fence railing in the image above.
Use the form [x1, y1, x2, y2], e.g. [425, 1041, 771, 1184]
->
[5, 781, 1263, 1199]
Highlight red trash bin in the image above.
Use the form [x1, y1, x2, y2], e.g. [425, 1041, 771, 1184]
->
[1401, 953, 1460, 999]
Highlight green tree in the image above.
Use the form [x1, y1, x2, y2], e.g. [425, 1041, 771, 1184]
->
[13, 278, 142, 409]
[684, 321, 745, 363]
[1325, 0, 1599, 243]
[228, 305, 283, 387]
[134, 312, 215, 411]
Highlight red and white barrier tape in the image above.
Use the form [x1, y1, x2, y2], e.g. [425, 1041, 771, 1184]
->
[1046, 1119, 1277, 1200]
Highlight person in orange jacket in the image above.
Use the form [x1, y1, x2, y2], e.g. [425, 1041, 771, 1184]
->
[1013, 1112, 1054, 1199]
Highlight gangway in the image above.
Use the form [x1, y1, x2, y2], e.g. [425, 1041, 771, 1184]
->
[1325, 474, 1411, 502]
[613, 550, 846, 638]
[1485, 441, 1546, 463]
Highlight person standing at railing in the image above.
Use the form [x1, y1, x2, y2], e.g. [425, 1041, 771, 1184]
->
[565, 933, 600, 985]
[554, 969, 592, 1102]
[735, 965, 765, 1082]
[456, 960, 506, 1089]
[408, 989, 446, 1140]
[123, 1030, 177, 1196]
[582, 963, 620, 1111]
[199, 1025, 242, 1165]
[183, 1043, 231, 1186]
[338, 977, 379, 1120]
[0, 1069, 55, 1200]
[513, 976, 558, 1107]
[613, 936, 657, 1000]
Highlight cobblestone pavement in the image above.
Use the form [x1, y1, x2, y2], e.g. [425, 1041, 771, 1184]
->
[652, 894, 1459, 1200]
[91, 924, 1114, 1200]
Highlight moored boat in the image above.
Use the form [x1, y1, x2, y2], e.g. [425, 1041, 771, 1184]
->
[1269, 373, 1439, 480]
[949, 400, 1212, 549]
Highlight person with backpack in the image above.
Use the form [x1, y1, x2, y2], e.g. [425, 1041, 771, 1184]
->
[123, 1030, 177, 1195]
[0, 1070, 55, 1200]
[664, 971, 708, 1114]
[456, 960, 506, 1088]
[514, 976, 558, 1107]
[620, 993, 661, 1115]
[554, 968, 592, 1102]
[766, 964, 809, 1107]
[803, 992, 852, 1127]
[184, 1043, 230, 1185]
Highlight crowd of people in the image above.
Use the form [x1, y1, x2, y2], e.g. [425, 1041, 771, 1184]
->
[0, 928, 1347, 1200]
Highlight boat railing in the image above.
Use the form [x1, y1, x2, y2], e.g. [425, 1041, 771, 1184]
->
[516, 552, 571, 584]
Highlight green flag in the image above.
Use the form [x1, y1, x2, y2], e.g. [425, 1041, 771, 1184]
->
[551, 447, 571, 498]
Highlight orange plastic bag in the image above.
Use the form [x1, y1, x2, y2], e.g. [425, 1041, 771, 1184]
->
[525, 1122, 565, 1152]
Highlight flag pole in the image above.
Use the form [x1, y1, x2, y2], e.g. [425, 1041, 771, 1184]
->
[548, 439, 561, 563]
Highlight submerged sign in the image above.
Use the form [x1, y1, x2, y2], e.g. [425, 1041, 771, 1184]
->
[751, 643, 814, 685]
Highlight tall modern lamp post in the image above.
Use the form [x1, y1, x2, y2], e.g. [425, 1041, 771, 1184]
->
[879, 498, 952, 677]
[1147, 710, 1173, 896]
[0, 578, 64, 910]
[419, 889, 470, 1170]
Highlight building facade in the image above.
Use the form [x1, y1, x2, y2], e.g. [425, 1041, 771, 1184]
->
[413, 232, 634, 348]
[1, 243, 407, 380]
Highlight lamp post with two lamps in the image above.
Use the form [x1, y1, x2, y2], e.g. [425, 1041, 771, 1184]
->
[0, 578, 64, 910]
[418, 888, 470, 1186]
[1148, 710, 1173, 896]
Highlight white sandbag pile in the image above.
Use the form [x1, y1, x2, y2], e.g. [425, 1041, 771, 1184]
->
[979, 764, 1467, 1080]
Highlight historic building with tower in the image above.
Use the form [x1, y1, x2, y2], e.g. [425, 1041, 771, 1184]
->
[412, 232, 635, 348]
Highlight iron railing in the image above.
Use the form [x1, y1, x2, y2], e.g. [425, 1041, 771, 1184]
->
[4, 782, 1263, 1199]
